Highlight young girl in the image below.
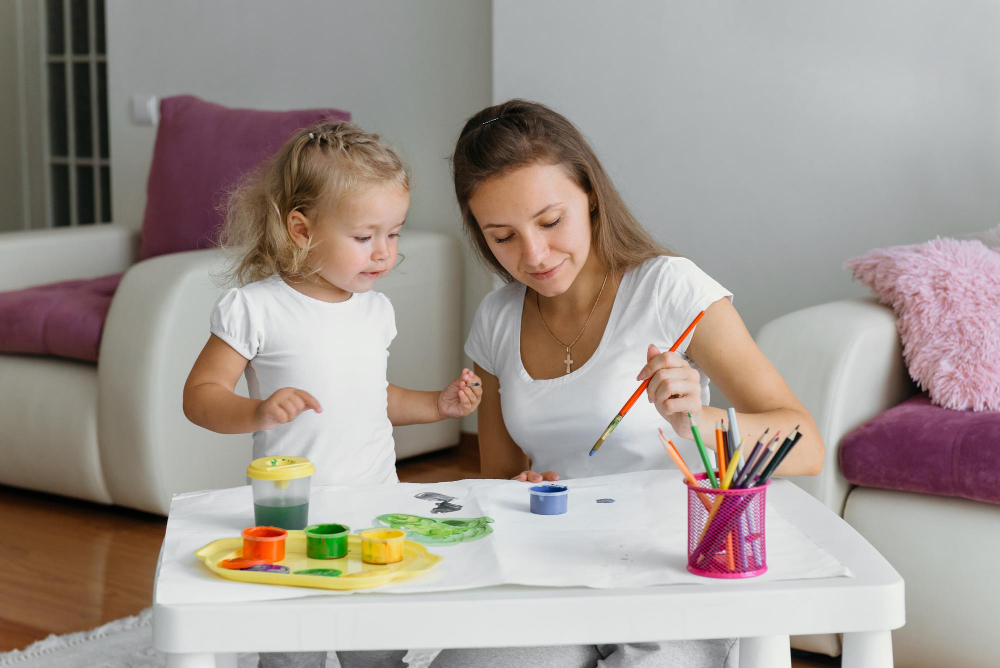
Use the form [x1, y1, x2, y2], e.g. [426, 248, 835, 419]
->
[428, 100, 825, 667]
[183, 121, 480, 668]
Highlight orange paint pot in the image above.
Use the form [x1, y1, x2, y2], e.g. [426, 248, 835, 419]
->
[241, 526, 287, 562]
[360, 528, 405, 564]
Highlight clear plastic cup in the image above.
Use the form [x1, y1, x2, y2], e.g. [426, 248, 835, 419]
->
[246, 456, 316, 530]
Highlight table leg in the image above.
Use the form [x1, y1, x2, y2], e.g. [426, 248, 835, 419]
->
[164, 653, 217, 668]
[739, 635, 790, 668]
[842, 630, 893, 668]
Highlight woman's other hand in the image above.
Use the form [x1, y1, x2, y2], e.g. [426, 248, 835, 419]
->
[511, 470, 560, 483]
[637, 344, 703, 439]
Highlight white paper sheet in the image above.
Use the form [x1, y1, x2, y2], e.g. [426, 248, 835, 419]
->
[155, 470, 851, 605]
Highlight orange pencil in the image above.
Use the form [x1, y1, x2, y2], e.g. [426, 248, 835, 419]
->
[590, 311, 706, 456]
[714, 422, 735, 570]
[658, 429, 711, 510]
[715, 422, 727, 479]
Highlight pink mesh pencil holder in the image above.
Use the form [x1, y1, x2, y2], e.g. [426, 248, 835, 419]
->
[684, 473, 768, 578]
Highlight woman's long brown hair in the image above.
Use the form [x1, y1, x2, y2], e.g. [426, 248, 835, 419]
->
[452, 99, 672, 282]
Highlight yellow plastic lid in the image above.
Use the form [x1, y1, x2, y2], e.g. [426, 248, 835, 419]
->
[247, 456, 315, 481]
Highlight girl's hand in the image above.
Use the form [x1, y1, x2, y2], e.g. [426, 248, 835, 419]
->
[511, 470, 560, 483]
[636, 344, 703, 439]
[436, 368, 483, 419]
[255, 387, 322, 430]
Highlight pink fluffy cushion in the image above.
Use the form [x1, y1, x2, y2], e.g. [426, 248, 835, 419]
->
[846, 238, 1000, 411]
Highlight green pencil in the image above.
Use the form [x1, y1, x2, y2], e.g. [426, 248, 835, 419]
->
[688, 413, 719, 489]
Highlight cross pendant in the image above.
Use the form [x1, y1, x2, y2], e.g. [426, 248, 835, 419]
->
[563, 347, 574, 374]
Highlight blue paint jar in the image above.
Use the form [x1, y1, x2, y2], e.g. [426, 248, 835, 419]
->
[529, 485, 569, 515]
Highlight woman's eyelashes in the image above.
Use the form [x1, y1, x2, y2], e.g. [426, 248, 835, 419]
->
[493, 217, 562, 244]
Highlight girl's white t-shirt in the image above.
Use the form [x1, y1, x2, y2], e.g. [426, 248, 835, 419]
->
[210, 276, 398, 486]
[465, 256, 732, 480]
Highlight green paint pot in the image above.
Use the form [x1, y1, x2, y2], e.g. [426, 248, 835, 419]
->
[304, 523, 350, 559]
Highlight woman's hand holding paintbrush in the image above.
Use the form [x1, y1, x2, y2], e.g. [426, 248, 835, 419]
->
[590, 311, 704, 456]
[636, 346, 706, 440]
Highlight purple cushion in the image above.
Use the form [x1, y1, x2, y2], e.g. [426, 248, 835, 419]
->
[0, 274, 124, 363]
[841, 394, 1000, 505]
[139, 95, 350, 260]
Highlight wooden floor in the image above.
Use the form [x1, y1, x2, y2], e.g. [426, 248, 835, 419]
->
[0, 443, 837, 666]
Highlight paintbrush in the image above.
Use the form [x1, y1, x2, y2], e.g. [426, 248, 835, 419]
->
[589, 310, 705, 456]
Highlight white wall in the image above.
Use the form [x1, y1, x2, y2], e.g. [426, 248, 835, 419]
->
[494, 1, 1000, 349]
[107, 1, 491, 237]
[106, 1, 495, 420]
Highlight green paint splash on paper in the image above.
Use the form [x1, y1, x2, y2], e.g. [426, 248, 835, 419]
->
[372, 514, 494, 546]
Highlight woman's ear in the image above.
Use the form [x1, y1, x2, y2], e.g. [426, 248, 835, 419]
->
[286, 210, 311, 250]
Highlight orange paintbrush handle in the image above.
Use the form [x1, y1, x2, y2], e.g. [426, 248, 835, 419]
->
[670, 311, 706, 353]
[618, 310, 706, 418]
[619, 379, 650, 417]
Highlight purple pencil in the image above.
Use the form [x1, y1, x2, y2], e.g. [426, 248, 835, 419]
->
[733, 429, 771, 488]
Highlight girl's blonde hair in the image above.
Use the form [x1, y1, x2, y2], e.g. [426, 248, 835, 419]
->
[220, 121, 409, 286]
[452, 99, 672, 282]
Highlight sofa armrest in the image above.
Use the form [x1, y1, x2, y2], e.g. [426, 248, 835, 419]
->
[97, 248, 252, 514]
[0, 225, 139, 292]
[755, 298, 916, 515]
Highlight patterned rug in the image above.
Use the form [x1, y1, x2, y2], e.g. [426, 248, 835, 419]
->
[0, 609, 259, 668]
[0, 610, 443, 668]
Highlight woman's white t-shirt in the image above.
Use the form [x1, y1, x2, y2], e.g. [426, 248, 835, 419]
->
[465, 256, 732, 480]
[210, 276, 398, 486]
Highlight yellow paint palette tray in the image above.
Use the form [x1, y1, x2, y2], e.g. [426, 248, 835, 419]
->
[195, 531, 442, 591]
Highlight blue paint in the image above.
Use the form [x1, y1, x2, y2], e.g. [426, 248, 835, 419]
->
[529, 485, 569, 515]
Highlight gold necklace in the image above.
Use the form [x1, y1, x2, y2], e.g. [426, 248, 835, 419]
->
[536, 272, 610, 375]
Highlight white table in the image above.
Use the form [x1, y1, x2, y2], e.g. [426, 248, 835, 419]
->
[153, 479, 904, 668]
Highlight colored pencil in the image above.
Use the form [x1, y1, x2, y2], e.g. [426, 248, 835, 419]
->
[753, 427, 798, 485]
[733, 428, 769, 488]
[720, 435, 740, 571]
[727, 407, 742, 475]
[757, 431, 804, 486]
[693, 496, 755, 567]
[659, 429, 711, 510]
[721, 442, 744, 490]
[697, 432, 798, 568]
[715, 422, 727, 480]
[729, 436, 749, 569]
[688, 414, 719, 489]
[737, 436, 781, 489]
[697, 440, 745, 543]
[659, 430, 697, 483]
[589, 310, 705, 456]
[741, 430, 797, 566]
[695, 438, 767, 563]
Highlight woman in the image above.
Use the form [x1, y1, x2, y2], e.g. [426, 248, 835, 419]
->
[431, 100, 823, 668]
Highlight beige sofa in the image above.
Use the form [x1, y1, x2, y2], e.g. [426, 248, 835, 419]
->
[758, 298, 1000, 667]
